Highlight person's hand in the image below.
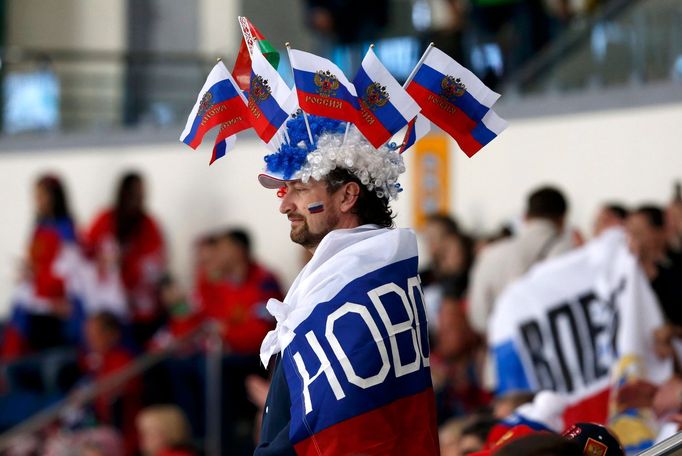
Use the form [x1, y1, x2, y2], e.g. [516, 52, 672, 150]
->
[654, 324, 675, 359]
[616, 379, 658, 409]
[653, 377, 682, 418]
[246, 375, 270, 409]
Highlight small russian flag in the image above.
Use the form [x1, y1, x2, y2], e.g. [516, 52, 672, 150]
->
[399, 114, 431, 154]
[289, 48, 360, 124]
[180, 62, 250, 150]
[406, 46, 507, 157]
[352, 48, 421, 148]
[247, 47, 297, 144]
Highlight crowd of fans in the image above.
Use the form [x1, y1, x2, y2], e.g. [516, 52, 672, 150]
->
[0, 172, 283, 455]
[302, 0, 608, 88]
[1, 171, 682, 456]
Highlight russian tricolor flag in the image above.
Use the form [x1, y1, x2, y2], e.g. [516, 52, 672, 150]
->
[352, 48, 421, 149]
[399, 114, 431, 154]
[288, 48, 360, 123]
[210, 134, 236, 165]
[406, 46, 507, 157]
[247, 48, 297, 144]
[180, 61, 250, 150]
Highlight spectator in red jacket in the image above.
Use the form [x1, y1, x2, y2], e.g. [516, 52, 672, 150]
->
[85, 172, 166, 349]
[196, 228, 282, 355]
[80, 311, 141, 455]
[3, 174, 79, 360]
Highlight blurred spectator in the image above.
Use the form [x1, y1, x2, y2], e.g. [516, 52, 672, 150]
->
[492, 391, 535, 420]
[79, 311, 141, 455]
[459, 414, 499, 454]
[439, 416, 469, 456]
[303, 0, 389, 45]
[626, 205, 682, 326]
[2, 174, 78, 360]
[196, 228, 282, 354]
[432, 292, 489, 424]
[136, 405, 196, 456]
[468, 186, 573, 335]
[421, 214, 460, 285]
[592, 203, 628, 237]
[667, 182, 682, 253]
[85, 172, 166, 349]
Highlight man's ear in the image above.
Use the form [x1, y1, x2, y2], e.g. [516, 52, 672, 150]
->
[338, 181, 360, 214]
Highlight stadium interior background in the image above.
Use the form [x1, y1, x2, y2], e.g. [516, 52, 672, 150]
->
[0, 0, 681, 454]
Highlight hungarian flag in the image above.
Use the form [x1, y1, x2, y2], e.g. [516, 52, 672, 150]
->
[406, 45, 507, 157]
[352, 47, 421, 148]
[232, 16, 280, 91]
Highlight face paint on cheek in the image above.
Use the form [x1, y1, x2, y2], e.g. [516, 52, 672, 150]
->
[307, 201, 325, 214]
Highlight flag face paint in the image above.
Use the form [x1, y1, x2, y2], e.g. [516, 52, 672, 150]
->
[307, 202, 324, 214]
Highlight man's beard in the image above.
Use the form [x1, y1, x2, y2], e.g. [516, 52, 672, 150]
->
[290, 212, 339, 249]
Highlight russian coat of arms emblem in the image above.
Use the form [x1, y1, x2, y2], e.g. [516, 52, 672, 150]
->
[362, 82, 389, 111]
[198, 92, 214, 116]
[314, 70, 340, 97]
[440, 75, 466, 101]
[250, 74, 272, 103]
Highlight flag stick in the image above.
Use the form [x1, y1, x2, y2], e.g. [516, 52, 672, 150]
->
[285, 42, 315, 146]
[402, 42, 434, 88]
[342, 121, 351, 145]
[283, 127, 291, 145]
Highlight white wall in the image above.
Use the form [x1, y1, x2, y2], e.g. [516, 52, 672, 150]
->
[0, 102, 680, 317]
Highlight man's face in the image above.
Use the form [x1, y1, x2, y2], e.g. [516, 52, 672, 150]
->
[626, 213, 665, 260]
[279, 179, 341, 250]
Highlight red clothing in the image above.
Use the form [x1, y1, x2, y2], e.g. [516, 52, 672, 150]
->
[85, 209, 165, 321]
[197, 263, 282, 354]
[30, 218, 77, 300]
[80, 346, 141, 455]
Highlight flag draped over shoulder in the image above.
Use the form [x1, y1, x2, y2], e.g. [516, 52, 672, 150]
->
[247, 48, 297, 144]
[232, 16, 280, 91]
[179, 61, 250, 150]
[260, 226, 439, 455]
[406, 46, 507, 157]
[352, 48, 421, 148]
[288, 48, 360, 123]
[488, 228, 671, 429]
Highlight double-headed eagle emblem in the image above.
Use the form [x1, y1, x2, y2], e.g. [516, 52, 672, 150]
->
[440, 75, 466, 101]
[250, 74, 272, 103]
[362, 82, 389, 111]
[314, 70, 340, 97]
[198, 92, 214, 116]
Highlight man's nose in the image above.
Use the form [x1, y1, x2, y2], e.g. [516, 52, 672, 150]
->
[279, 192, 293, 214]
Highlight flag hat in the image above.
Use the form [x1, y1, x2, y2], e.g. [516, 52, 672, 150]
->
[257, 112, 406, 200]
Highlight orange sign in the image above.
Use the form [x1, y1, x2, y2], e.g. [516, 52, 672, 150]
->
[412, 134, 450, 230]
